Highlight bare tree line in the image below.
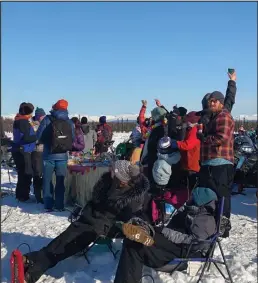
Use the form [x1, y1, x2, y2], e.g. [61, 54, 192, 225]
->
[1, 117, 257, 135]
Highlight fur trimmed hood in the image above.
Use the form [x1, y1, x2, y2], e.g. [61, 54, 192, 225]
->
[108, 174, 150, 211]
[91, 172, 150, 211]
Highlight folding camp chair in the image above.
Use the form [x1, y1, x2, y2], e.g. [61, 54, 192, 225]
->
[142, 197, 234, 283]
[68, 204, 121, 264]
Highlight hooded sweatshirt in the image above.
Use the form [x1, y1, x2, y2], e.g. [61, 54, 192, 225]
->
[81, 124, 97, 152]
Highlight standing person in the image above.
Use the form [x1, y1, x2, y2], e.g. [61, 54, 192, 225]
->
[80, 116, 97, 153]
[138, 100, 152, 142]
[36, 99, 74, 212]
[170, 111, 201, 191]
[11, 102, 37, 202]
[146, 106, 168, 184]
[130, 117, 142, 148]
[31, 107, 46, 203]
[95, 116, 113, 154]
[0, 116, 6, 140]
[71, 117, 85, 152]
[198, 91, 235, 238]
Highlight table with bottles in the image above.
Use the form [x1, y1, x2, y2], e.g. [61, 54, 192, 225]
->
[64, 151, 112, 207]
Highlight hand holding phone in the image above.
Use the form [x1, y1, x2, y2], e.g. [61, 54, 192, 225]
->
[228, 68, 236, 81]
[228, 68, 235, 74]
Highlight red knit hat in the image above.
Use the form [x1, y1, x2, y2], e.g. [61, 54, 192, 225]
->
[52, 99, 68, 110]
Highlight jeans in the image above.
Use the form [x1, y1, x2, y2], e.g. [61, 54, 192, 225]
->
[43, 160, 67, 210]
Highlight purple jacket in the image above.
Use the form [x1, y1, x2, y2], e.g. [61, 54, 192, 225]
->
[72, 127, 85, 151]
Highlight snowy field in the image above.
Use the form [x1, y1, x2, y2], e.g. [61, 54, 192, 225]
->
[1, 132, 257, 283]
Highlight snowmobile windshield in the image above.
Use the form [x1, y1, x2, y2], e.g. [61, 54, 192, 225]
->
[234, 135, 255, 153]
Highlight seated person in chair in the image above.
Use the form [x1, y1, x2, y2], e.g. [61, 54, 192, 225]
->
[20, 160, 149, 283]
[114, 187, 219, 283]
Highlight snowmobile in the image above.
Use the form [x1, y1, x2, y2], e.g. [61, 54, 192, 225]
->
[233, 135, 258, 197]
[115, 138, 135, 161]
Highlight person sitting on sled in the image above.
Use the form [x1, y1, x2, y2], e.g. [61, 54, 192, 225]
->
[15, 160, 149, 283]
[114, 187, 219, 283]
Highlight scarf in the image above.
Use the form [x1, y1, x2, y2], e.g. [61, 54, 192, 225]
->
[14, 114, 32, 121]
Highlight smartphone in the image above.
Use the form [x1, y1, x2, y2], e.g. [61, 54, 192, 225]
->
[228, 68, 235, 74]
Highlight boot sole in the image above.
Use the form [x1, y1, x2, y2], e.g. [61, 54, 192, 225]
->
[122, 223, 154, 246]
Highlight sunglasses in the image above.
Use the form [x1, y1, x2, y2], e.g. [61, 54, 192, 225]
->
[208, 99, 218, 104]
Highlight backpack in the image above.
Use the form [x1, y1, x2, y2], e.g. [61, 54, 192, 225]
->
[48, 116, 73, 154]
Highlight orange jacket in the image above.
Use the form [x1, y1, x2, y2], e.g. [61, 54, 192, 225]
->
[177, 126, 200, 172]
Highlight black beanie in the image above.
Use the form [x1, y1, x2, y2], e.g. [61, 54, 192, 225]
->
[81, 117, 88, 124]
[178, 107, 187, 117]
[99, 116, 106, 124]
[19, 102, 34, 115]
[209, 91, 225, 105]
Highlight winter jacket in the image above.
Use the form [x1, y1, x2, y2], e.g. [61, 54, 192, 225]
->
[80, 172, 150, 236]
[162, 200, 216, 249]
[177, 126, 200, 172]
[81, 124, 97, 152]
[31, 120, 44, 152]
[96, 123, 113, 144]
[12, 114, 37, 153]
[147, 125, 165, 183]
[36, 110, 75, 161]
[130, 124, 142, 147]
[201, 109, 234, 163]
[72, 126, 85, 151]
[95, 123, 113, 153]
[139, 105, 149, 140]
[0, 117, 5, 139]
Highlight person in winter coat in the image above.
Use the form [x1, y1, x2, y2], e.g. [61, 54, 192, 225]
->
[80, 116, 97, 153]
[114, 187, 218, 283]
[30, 107, 46, 203]
[169, 111, 201, 190]
[0, 116, 6, 140]
[11, 102, 37, 202]
[71, 117, 85, 152]
[130, 116, 142, 148]
[21, 160, 150, 283]
[36, 99, 75, 211]
[95, 116, 113, 154]
[198, 91, 234, 238]
[138, 100, 152, 141]
[145, 106, 168, 184]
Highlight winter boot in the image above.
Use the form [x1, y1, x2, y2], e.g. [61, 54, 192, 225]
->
[220, 216, 232, 238]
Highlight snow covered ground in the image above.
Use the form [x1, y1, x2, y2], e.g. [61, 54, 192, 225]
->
[1, 132, 257, 283]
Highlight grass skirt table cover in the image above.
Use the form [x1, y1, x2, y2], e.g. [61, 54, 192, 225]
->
[64, 162, 111, 207]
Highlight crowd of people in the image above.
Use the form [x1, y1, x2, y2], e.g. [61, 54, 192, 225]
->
[6, 70, 241, 282]
[10, 99, 113, 209]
